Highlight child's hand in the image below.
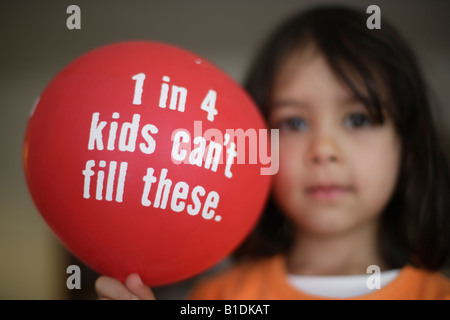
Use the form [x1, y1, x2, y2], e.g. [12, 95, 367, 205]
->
[95, 273, 156, 300]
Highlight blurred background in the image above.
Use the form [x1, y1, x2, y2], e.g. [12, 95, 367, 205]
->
[1, 0, 449, 299]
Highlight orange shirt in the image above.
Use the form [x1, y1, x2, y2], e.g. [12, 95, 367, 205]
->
[188, 255, 450, 300]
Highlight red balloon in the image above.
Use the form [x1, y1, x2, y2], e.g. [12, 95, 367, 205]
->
[23, 41, 272, 286]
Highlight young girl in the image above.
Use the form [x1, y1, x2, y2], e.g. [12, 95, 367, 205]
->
[95, 5, 450, 300]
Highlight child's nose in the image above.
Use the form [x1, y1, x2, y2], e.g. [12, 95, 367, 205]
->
[308, 133, 340, 165]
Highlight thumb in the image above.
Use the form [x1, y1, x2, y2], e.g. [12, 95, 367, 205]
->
[124, 273, 156, 300]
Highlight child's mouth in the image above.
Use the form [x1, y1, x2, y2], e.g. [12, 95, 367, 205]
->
[305, 185, 352, 201]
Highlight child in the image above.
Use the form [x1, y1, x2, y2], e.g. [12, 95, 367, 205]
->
[95, 5, 450, 299]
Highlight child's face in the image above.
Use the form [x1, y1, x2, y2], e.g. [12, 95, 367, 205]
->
[269, 49, 401, 236]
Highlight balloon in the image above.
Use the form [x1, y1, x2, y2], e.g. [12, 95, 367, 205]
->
[23, 41, 273, 286]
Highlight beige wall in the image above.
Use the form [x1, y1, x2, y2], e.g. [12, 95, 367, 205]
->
[1, 0, 449, 299]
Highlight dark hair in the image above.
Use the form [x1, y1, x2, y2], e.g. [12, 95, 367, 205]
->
[234, 5, 450, 271]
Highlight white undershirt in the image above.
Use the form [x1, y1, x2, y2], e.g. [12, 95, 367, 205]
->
[287, 269, 400, 298]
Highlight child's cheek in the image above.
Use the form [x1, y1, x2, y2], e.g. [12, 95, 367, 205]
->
[350, 129, 401, 205]
[272, 140, 303, 199]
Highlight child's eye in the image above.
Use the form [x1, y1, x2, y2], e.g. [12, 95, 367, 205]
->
[276, 117, 308, 132]
[344, 113, 372, 129]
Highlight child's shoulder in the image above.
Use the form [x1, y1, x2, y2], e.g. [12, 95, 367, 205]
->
[413, 267, 450, 299]
[370, 265, 450, 300]
[188, 254, 285, 300]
